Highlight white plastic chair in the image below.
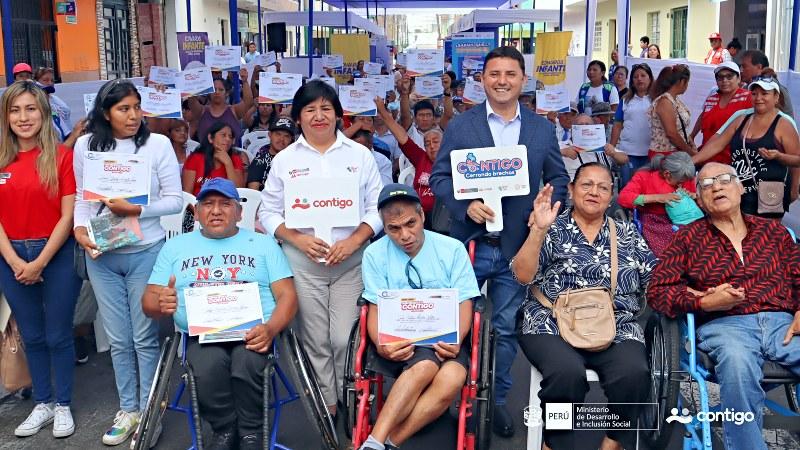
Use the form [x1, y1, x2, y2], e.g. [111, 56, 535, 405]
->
[398, 165, 415, 187]
[527, 366, 599, 449]
[246, 137, 270, 161]
[186, 139, 200, 154]
[242, 130, 269, 150]
[236, 188, 263, 231]
[160, 192, 196, 239]
[398, 154, 413, 172]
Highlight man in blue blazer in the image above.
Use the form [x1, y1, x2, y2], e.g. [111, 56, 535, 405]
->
[430, 46, 569, 438]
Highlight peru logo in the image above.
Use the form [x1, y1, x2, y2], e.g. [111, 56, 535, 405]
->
[291, 198, 311, 209]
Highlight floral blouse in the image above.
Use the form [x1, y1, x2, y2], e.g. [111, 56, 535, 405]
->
[649, 93, 691, 155]
[516, 211, 658, 343]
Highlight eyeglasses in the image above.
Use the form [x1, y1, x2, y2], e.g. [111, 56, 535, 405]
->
[577, 181, 613, 195]
[698, 173, 737, 190]
[715, 72, 737, 81]
[405, 260, 423, 289]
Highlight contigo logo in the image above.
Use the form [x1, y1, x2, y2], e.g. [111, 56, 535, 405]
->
[292, 197, 354, 209]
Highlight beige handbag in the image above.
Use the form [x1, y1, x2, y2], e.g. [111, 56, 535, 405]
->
[1, 315, 32, 392]
[740, 117, 786, 215]
[533, 220, 618, 352]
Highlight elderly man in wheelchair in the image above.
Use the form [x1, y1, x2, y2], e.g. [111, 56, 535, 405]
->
[648, 162, 800, 450]
[355, 184, 482, 450]
[142, 178, 298, 450]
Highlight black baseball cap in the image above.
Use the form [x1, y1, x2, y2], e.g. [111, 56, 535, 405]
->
[269, 117, 297, 135]
[377, 183, 421, 210]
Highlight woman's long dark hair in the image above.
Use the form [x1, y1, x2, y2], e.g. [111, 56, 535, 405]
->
[624, 64, 654, 103]
[193, 121, 234, 178]
[251, 104, 277, 132]
[86, 79, 150, 152]
[650, 64, 691, 100]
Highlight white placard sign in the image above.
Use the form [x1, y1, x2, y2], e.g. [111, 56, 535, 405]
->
[322, 54, 344, 70]
[535, 88, 570, 113]
[148, 66, 179, 88]
[84, 93, 97, 115]
[204, 45, 241, 72]
[284, 177, 361, 247]
[571, 124, 607, 151]
[396, 53, 407, 66]
[354, 78, 385, 99]
[339, 85, 377, 116]
[462, 78, 486, 105]
[462, 58, 484, 72]
[184, 282, 264, 341]
[450, 146, 530, 232]
[406, 49, 444, 77]
[368, 74, 393, 95]
[137, 87, 182, 118]
[319, 76, 337, 89]
[415, 76, 444, 99]
[522, 77, 537, 94]
[364, 62, 383, 75]
[178, 67, 214, 97]
[253, 51, 277, 67]
[377, 289, 460, 345]
[258, 73, 303, 104]
[81, 151, 152, 205]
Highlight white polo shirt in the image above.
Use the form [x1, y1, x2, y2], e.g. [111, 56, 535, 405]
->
[259, 131, 384, 244]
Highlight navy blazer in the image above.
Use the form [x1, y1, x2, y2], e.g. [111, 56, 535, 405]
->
[430, 102, 569, 260]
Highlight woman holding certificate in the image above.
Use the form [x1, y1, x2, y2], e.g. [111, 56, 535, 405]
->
[0, 81, 81, 439]
[259, 80, 383, 418]
[73, 79, 182, 446]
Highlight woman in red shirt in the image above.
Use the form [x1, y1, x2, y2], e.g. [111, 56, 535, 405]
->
[181, 121, 245, 195]
[0, 81, 81, 438]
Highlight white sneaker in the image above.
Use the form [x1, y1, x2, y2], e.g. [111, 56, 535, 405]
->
[15, 403, 55, 437]
[130, 420, 162, 449]
[102, 410, 140, 446]
[53, 404, 75, 438]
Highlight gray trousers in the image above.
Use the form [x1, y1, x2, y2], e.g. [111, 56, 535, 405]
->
[283, 243, 363, 407]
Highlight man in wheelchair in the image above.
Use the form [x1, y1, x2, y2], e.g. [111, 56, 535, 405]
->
[142, 178, 298, 450]
[648, 163, 800, 450]
[357, 184, 481, 450]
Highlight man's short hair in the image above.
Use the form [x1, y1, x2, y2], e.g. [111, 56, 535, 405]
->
[352, 129, 373, 145]
[640, 36, 650, 45]
[484, 46, 525, 73]
[742, 50, 770, 68]
[413, 100, 435, 117]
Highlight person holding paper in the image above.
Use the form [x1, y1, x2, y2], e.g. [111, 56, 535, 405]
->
[512, 165, 656, 450]
[357, 184, 480, 450]
[186, 69, 253, 145]
[73, 79, 183, 446]
[398, 76, 446, 149]
[259, 80, 383, 418]
[182, 122, 246, 195]
[561, 114, 627, 182]
[143, 178, 297, 450]
[0, 81, 82, 439]
[430, 46, 569, 437]
[243, 42, 260, 64]
[246, 117, 296, 191]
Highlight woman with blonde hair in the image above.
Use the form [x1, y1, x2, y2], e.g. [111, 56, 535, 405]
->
[0, 81, 81, 439]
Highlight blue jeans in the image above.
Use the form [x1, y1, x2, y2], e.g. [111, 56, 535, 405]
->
[0, 237, 80, 405]
[620, 155, 650, 189]
[697, 312, 800, 450]
[472, 241, 525, 405]
[86, 242, 163, 412]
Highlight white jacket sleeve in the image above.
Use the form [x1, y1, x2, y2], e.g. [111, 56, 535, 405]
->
[360, 149, 384, 235]
[140, 138, 183, 218]
[72, 136, 93, 229]
[259, 156, 286, 237]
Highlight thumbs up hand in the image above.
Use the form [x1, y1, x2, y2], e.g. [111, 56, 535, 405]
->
[159, 275, 178, 316]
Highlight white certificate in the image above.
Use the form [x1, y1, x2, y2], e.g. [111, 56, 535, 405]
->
[179, 67, 214, 97]
[258, 73, 303, 104]
[535, 88, 570, 113]
[84, 93, 97, 115]
[364, 62, 383, 75]
[450, 146, 530, 232]
[522, 77, 538, 94]
[377, 289, 459, 346]
[148, 66, 179, 88]
[322, 54, 344, 70]
[253, 51, 277, 67]
[184, 282, 264, 342]
[205, 45, 241, 72]
[462, 58, 483, 71]
[319, 76, 337, 89]
[339, 85, 377, 116]
[368, 74, 393, 95]
[415, 76, 444, 99]
[283, 176, 361, 247]
[81, 151, 152, 205]
[462, 78, 486, 105]
[571, 124, 607, 151]
[137, 87, 182, 118]
[396, 53, 407, 66]
[406, 49, 444, 77]
[354, 78, 385, 99]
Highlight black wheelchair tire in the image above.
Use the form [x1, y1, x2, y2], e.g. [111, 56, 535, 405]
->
[262, 355, 276, 450]
[184, 362, 204, 450]
[474, 316, 496, 450]
[641, 314, 681, 450]
[133, 332, 180, 450]
[283, 329, 339, 450]
[786, 384, 800, 413]
[343, 319, 361, 439]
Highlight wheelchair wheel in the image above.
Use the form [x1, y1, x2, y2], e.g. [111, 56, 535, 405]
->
[283, 329, 339, 450]
[133, 332, 180, 450]
[473, 316, 496, 450]
[641, 314, 681, 450]
[786, 384, 800, 413]
[343, 320, 361, 439]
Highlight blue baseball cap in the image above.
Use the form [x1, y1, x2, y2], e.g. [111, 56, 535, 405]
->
[197, 178, 240, 201]
[378, 183, 421, 209]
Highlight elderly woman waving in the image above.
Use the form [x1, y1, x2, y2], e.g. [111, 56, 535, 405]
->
[511, 163, 657, 450]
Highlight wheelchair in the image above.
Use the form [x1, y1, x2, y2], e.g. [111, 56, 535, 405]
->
[640, 312, 800, 449]
[131, 329, 338, 450]
[342, 293, 496, 450]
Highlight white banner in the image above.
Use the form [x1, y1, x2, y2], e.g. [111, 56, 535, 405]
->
[284, 176, 361, 247]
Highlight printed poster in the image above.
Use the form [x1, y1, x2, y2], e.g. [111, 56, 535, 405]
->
[148, 66, 179, 88]
[339, 85, 377, 116]
[178, 67, 215, 98]
[258, 73, 303, 104]
[205, 45, 242, 72]
[322, 54, 344, 71]
[415, 76, 444, 100]
[462, 78, 486, 105]
[177, 32, 209, 70]
[137, 87, 182, 119]
[405, 49, 444, 77]
[451, 32, 495, 80]
[533, 31, 573, 100]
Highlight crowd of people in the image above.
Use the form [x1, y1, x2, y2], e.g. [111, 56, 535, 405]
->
[1, 41, 800, 450]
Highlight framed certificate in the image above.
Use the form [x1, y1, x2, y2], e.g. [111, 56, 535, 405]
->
[185, 282, 264, 343]
[81, 151, 151, 205]
[377, 289, 459, 345]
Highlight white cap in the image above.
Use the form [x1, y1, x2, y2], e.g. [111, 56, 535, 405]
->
[713, 61, 740, 75]
[749, 78, 781, 94]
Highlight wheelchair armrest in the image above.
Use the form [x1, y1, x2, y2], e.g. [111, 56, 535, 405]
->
[473, 295, 486, 313]
[357, 297, 368, 307]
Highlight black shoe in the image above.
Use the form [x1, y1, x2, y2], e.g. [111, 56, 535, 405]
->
[239, 433, 263, 450]
[74, 336, 89, 365]
[492, 404, 515, 438]
[209, 425, 238, 450]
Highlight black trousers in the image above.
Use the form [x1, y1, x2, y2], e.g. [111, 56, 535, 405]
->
[186, 338, 266, 436]
[519, 334, 649, 450]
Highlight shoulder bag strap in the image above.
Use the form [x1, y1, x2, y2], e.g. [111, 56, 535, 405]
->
[608, 219, 618, 297]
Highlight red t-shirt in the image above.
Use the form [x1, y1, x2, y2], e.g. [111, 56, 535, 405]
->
[399, 139, 435, 213]
[183, 152, 245, 195]
[0, 145, 76, 240]
[699, 89, 752, 164]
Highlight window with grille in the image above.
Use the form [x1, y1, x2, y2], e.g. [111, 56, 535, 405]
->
[10, 0, 57, 77]
[647, 12, 660, 46]
[670, 7, 688, 59]
[593, 21, 602, 52]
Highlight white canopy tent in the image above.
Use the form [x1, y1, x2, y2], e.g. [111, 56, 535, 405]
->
[448, 8, 561, 34]
[263, 11, 385, 36]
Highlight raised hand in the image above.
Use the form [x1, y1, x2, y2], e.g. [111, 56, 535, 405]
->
[159, 275, 178, 315]
[529, 184, 561, 231]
